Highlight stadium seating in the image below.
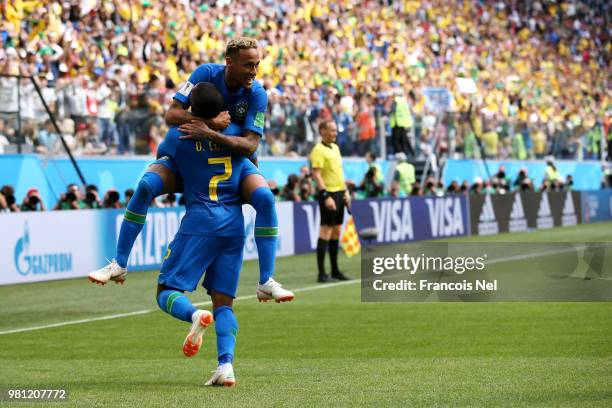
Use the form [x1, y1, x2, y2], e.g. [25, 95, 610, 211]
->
[0, 1, 608, 160]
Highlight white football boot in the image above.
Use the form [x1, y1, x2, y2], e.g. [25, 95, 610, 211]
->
[183, 310, 214, 357]
[88, 259, 127, 285]
[256, 278, 295, 303]
[205, 363, 236, 387]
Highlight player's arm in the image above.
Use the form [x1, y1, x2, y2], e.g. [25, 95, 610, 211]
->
[205, 85, 267, 156]
[178, 121, 258, 156]
[209, 129, 259, 156]
[166, 100, 231, 130]
[179, 87, 267, 156]
[165, 65, 230, 130]
[165, 99, 202, 126]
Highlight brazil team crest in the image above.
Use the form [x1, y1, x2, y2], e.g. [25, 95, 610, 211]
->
[236, 101, 248, 118]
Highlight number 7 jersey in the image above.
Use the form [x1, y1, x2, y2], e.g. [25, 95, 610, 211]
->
[159, 125, 261, 237]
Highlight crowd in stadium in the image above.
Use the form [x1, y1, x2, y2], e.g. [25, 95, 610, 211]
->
[0, 0, 610, 160]
[4, 158, 612, 212]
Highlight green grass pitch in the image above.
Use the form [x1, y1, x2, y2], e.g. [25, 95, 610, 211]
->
[0, 223, 611, 407]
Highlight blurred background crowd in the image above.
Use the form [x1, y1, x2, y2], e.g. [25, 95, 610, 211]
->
[4, 157, 612, 212]
[0, 0, 610, 161]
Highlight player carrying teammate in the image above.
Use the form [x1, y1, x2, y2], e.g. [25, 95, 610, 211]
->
[88, 38, 293, 303]
[156, 82, 258, 386]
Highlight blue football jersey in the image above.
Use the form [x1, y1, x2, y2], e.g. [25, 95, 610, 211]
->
[160, 124, 260, 237]
[174, 63, 268, 137]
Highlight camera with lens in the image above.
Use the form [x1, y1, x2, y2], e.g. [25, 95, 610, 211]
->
[107, 190, 120, 203]
[85, 191, 98, 203]
[28, 195, 40, 206]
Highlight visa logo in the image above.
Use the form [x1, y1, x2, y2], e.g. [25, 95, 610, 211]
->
[368, 199, 414, 242]
[425, 197, 465, 238]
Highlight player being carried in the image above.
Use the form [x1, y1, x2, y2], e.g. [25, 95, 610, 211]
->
[88, 37, 293, 303]
[155, 82, 262, 386]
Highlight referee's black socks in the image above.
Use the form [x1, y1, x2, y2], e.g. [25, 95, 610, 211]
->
[317, 238, 328, 277]
[329, 239, 340, 275]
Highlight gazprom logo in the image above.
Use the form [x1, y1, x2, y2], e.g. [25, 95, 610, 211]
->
[13, 222, 73, 276]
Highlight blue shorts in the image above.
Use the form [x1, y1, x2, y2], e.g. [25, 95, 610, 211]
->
[239, 158, 261, 180]
[158, 233, 245, 297]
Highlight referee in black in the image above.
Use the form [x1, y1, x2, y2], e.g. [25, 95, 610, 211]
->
[310, 120, 351, 283]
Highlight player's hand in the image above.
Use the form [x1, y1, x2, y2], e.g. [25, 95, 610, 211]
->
[207, 111, 231, 130]
[325, 196, 336, 211]
[179, 120, 215, 141]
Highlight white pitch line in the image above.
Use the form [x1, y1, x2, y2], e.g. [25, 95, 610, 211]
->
[2, 243, 609, 337]
[486, 244, 596, 265]
[0, 279, 358, 336]
[0, 310, 153, 336]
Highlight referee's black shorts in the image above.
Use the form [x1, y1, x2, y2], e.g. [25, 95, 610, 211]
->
[319, 191, 345, 226]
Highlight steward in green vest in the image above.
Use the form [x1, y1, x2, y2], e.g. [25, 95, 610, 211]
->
[394, 152, 415, 196]
[390, 93, 416, 157]
[390, 96, 413, 128]
[586, 125, 600, 160]
[512, 133, 527, 160]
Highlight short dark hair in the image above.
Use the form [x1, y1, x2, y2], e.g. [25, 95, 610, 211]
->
[190, 83, 225, 119]
[287, 173, 299, 186]
[1, 185, 15, 196]
[318, 120, 334, 132]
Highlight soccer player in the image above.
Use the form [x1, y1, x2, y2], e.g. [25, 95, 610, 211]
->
[310, 120, 352, 282]
[88, 37, 293, 303]
[156, 82, 256, 386]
